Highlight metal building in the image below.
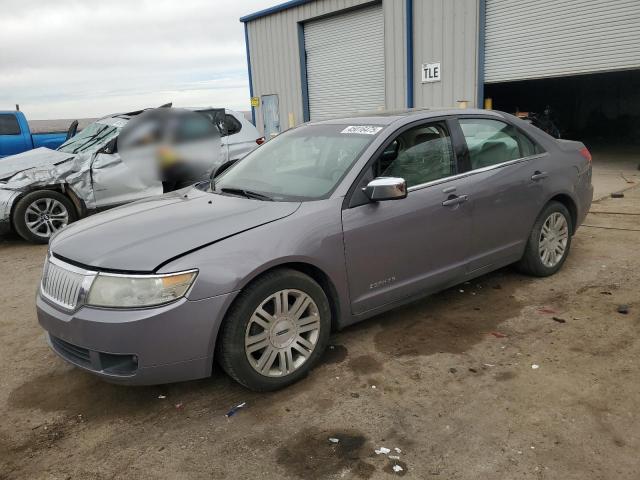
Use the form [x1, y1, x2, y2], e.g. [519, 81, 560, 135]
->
[241, 0, 640, 144]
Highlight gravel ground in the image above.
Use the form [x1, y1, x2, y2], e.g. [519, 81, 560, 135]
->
[0, 187, 638, 480]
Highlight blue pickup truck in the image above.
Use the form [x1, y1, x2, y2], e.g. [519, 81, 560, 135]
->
[0, 111, 75, 158]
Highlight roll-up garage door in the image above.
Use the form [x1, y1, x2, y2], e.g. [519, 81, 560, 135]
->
[304, 4, 385, 120]
[485, 0, 640, 83]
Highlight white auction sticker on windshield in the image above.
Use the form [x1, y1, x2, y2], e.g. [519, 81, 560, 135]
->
[341, 125, 383, 135]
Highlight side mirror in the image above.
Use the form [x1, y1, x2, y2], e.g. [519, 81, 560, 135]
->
[100, 137, 118, 154]
[363, 177, 407, 202]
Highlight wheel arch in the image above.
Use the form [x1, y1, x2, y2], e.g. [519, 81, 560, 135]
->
[210, 260, 343, 377]
[249, 261, 340, 331]
[235, 261, 342, 333]
[10, 185, 82, 222]
[546, 193, 578, 234]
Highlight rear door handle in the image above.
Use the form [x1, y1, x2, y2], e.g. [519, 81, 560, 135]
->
[442, 194, 468, 207]
[531, 171, 548, 181]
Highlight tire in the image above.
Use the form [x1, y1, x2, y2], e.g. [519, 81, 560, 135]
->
[517, 201, 572, 277]
[12, 190, 77, 244]
[216, 269, 331, 391]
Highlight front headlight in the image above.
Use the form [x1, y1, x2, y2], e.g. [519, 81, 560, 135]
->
[86, 270, 198, 308]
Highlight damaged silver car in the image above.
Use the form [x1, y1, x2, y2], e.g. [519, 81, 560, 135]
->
[0, 107, 261, 243]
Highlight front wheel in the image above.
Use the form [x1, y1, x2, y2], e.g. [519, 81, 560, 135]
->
[517, 201, 572, 277]
[216, 269, 331, 391]
[13, 190, 77, 244]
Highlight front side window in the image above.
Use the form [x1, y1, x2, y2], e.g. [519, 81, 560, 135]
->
[459, 118, 543, 170]
[215, 123, 382, 201]
[373, 122, 456, 188]
[0, 114, 20, 135]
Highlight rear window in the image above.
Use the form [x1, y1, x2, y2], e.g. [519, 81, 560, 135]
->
[0, 114, 20, 135]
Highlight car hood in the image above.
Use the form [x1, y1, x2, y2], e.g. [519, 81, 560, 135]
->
[0, 147, 75, 180]
[51, 186, 301, 272]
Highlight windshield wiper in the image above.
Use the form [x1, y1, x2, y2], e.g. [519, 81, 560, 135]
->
[219, 187, 273, 201]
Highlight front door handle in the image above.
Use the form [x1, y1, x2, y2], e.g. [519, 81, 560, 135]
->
[442, 194, 468, 207]
[531, 171, 548, 181]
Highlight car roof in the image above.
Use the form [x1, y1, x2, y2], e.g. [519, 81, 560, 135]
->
[309, 108, 506, 126]
[94, 106, 239, 124]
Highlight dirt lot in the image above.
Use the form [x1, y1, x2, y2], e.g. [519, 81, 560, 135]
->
[1, 187, 638, 480]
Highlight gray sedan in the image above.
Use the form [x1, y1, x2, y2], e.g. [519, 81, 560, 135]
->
[36, 109, 593, 391]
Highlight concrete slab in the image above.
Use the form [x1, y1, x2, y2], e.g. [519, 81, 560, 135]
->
[590, 146, 640, 200]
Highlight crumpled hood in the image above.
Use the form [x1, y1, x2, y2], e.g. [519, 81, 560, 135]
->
[0, 147, 75, 180]
[50, 186, 301, 272]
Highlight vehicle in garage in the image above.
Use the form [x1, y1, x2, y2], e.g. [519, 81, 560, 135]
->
[36, 109, 593, 391]
[0, 110, 76, 158]
[0, 107, 263, 243]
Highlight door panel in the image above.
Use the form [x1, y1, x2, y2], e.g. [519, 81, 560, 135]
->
[92, 153, 163, 208]
[261, 95, 280, 139]
[199, 109, 229, 166]
[456, 118, 548, 272]
[226, 136, 254, 162]
[463, 160, 546, 272]
[218, 135, 230, 164]
[343, 180, 472, 314]
[342, 120, 472, 315]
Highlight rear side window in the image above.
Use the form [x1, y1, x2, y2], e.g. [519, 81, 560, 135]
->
[197, 109, 226, 136]
[0, 114, 20, 135]
[225, 114, 242, 136]
[459, 119, 543, 170]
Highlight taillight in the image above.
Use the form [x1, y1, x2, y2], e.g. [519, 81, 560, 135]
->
[256, 137, 265, 145]
[579, 146, 592, 164]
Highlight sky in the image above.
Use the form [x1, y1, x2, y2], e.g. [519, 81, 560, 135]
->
[0, 0, 277, 119]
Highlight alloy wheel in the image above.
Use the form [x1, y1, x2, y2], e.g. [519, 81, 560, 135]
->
[245, 289, 321, 377]
[24, 198, 69, 238]
[538, 212, 569, 268]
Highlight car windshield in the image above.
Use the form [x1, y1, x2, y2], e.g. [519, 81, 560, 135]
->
[214, 123, 382, 201]
[57, 120, 123, 154]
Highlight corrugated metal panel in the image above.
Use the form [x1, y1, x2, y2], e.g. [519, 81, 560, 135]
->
[304, 4, 385, 120]
[485, 0, 640, 83]
[413, 0, 479, 108]
[383, 0, 407, 110]
[245, 0, 377, 134]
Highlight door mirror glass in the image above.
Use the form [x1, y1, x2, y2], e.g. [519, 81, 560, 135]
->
[363, 177, 407, 202]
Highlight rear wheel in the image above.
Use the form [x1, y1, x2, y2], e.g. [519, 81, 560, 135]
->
[217, 269, 331, 391]
[13, 190, 77, 244]
[517, 201, 572, 277]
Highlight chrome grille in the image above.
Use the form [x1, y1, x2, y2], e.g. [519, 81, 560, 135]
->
[41, 257, 94, 310]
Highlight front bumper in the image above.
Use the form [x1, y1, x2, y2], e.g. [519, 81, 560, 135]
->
[0, 218, 10, 236]
[0, 189, 20, 234]
[575, 180, 594, 231]
[37, 291, 237, 385]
